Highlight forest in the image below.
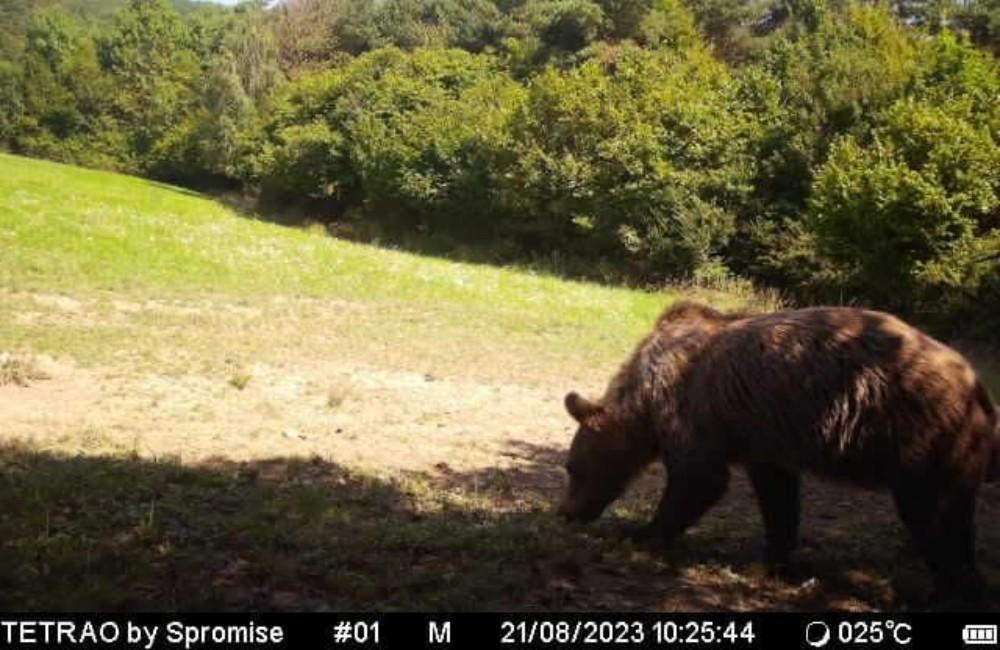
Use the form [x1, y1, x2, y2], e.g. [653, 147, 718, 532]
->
[1, 0, 998, 337]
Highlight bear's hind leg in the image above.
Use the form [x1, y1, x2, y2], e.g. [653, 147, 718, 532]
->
[747, 463, 801, 573]
[631, 453, 730, 549]
[892, 479, 984, 607]
[933, 489, 985, 606]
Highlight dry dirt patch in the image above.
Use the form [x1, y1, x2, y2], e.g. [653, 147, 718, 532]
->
[0, 353, 573, 475]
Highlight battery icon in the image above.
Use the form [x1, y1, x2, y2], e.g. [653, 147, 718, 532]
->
[964, 625, 998, 645]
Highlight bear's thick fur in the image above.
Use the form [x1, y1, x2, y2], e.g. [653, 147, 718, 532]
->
[559, 301, 999, 600]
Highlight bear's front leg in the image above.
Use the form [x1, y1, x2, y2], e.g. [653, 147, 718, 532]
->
[628, 456, 730, 549]
[746, 463, 801, 574]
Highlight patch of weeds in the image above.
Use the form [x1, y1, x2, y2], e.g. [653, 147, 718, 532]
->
[0, 352, 50, 387]
[229, 370, 252, 391]
[326, 380, 353, 409]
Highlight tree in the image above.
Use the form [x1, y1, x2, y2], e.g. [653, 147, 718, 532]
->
[514, 0, 604, 54]
[225, 3, 282, 104]
[25, 7, 81, 69]
[754, 2, 921, 209]
[0, 0, 30, 58]
[98, 0, 200, 162]
[636, 0, 701, 50]
[955, 0, 1000, 55]
[274, 0, 343, 70]
[0, 61, 24, 147]
[597, 0, 652, 39]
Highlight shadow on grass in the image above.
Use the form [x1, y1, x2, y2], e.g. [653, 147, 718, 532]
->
[2, 440, 998, 612]
[145, 180, 209, 200]
[0, 443, 573, 611]
[419, 439, 1000, 612]
[423, 441, 568, 508]
[207, 191, 661, 293]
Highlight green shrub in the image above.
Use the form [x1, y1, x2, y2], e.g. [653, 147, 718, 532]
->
[809, 99, 1000, 308]
[520, 0, 605, 53]
[636, 0, 701, 50]
[751, 3, 921, 213]
[0, 60, 23, 146]
[259, 47, 524, 237]
[257, 121, 351, 200]
[503, 44, 757, 278]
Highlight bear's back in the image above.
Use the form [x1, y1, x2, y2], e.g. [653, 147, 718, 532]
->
[675, 306, 993, 482]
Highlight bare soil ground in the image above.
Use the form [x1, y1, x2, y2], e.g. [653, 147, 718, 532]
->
[2, 290, 999, 611]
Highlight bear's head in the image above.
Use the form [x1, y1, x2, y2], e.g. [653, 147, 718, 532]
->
[558, 391, 653, 522]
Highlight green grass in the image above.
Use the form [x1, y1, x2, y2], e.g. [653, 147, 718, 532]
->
[0, 152, 777, 384]
[0, 445, 598, 611]
[0, 153, 691, 346]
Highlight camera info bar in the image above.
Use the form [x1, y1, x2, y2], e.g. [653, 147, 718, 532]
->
[0, 613, 993, 649]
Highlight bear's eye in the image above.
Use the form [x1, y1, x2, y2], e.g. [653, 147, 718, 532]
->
[564, 463, 577, 479]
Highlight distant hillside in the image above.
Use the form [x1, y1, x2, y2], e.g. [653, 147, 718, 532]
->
[0, 0, 214, 53]
[7, 0, 205, 21]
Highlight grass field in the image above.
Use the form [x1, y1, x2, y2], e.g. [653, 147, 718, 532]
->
[1, 152, 998, 612]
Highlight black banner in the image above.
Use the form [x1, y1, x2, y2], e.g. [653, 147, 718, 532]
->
[0, 613, 995, 649]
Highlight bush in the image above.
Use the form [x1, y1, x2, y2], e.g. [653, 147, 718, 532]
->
[503, 44, 757, 278]
[258, 48, 524, 236]
[0, 60, 22, 146]
[257, 121, 350, 201]
[636, 0, 701, 50]
[521, 0, 605, 53]
[733, 6, 993, 308]
[750, 3, 921, 213]
[809, 99, 1000, 309]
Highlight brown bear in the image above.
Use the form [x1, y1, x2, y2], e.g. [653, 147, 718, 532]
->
[559, 300, 999, 601]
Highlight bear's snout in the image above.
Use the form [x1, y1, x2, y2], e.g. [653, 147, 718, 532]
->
[556, 500, 575, 521]
[557, 497, 602, 523]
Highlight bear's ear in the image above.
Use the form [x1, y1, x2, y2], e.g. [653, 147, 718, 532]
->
[565, 391, 601, 423]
